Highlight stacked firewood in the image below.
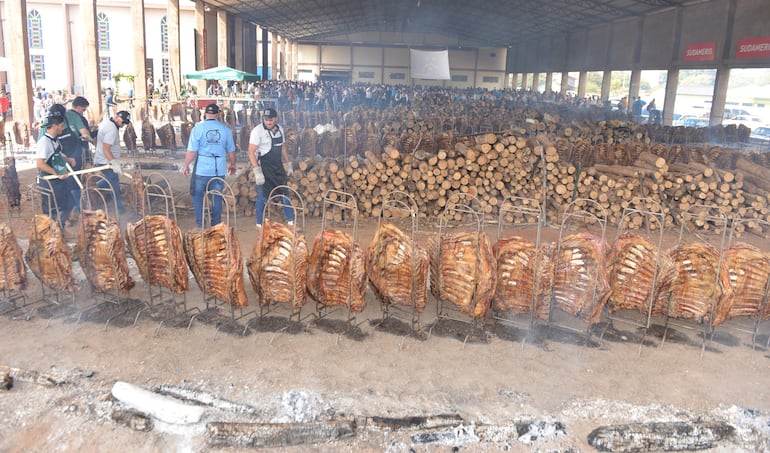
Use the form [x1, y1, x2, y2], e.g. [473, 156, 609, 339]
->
[215, 96, 770, 233]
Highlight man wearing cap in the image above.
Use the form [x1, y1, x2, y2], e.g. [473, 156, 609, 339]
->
[94, 110, 131, 215]
[62, 96, 92, 222]
[183, 103, 236, 228]
[35, 110, 76, 228]
[247, 107, 294, 226]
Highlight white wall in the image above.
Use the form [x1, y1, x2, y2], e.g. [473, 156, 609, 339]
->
[9, 0, 197, 94]
[299, 44, 506, 88]
[13, 0, 505, 92]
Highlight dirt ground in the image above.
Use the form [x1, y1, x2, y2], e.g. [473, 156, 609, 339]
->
[1, 153, 770, 453]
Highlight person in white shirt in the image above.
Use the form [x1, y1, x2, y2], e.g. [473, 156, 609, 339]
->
[94, 110, 130, 215]
[247, 107, 294, 226]
[35, 110, 75, 228]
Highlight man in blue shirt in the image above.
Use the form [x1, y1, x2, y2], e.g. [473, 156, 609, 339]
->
[183, 103, 237, 228]
[632, 97, 646, 123]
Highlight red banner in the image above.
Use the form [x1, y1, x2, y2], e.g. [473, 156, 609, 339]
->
[736, 36, 770, 59]
[684, 42, 716, 61]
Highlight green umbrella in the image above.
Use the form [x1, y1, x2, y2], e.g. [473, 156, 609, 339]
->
[184, 66, 259, 81]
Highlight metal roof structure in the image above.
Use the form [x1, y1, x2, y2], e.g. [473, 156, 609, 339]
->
[199, 0, 688, 47]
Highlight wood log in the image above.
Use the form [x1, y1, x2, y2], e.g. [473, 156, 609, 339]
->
[111, 381, 205, 425]
[588, 421, 734, 452]
[1, 365, 66, 386]
[207, 420, 356, 448]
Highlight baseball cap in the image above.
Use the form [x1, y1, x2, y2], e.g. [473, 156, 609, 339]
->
[262, 107, 277, 118]
[46, 110, 65, 126]
[116, 110, 131, 124]
[205, 103, 220, 114]
[48, 103, 67, 117]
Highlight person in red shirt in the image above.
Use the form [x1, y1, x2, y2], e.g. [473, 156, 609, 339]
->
[0, 90, 9, 121]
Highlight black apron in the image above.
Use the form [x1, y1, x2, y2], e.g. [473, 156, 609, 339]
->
[259, 125, 287, 197]
[60, 112, 85, 190]
[38, 135, 72, 220]
[73, 110, 92, 166]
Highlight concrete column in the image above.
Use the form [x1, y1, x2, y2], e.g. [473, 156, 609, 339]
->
[255, 26, 261, 69]
[293, 42, 299, 81]
[560, 71, 569, 94]
[577, 71, 587, 99]
[271, 33, 278, 80]
[195, 2, 206, 69]
[709, 67, 730, 126]
[5, 0, 34, 126]
[509, 73, 518, 89]
[62, 4, 74, 94]
[282, 38, 288, 80]
[520, 73, 528, 90]
[217, 10, 228, 67]
[544, 73, 553, 94]
[600, 70, 611, 102]
[261, 28, 269, 81]
[628, 69, 641, 108]
[286, 39, 293, 81]
[167, 0, 181, 101]
[244, 23, 256, 72]
[710, 0, 736, 127]
[629, 16, 644, 112]
[131, 0, 148, 105]
[80, 0, 102, 120]
[193, 1, 206, 94]
[532, 72, 540, 92]
[233, 16, 243, 69]
[662, 68, 679, 126]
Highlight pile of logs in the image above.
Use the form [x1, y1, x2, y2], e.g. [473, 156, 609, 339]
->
[210, 96, 770, 237]
[228, 127, 769, 237]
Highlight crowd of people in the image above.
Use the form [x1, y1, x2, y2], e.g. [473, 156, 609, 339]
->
[187, 79, 665, 124]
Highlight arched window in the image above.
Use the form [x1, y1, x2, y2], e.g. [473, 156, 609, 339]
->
[97, 12, 110, 51]
[161, 16, 168, 52]
[27, 10, 43, 49]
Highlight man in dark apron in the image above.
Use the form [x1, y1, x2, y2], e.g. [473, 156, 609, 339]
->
[35, 111, 76, 229]
[247, 107, 295, 226]
[63, 96, 93, 222]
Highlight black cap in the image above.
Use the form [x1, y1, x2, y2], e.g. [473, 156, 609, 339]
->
[262, 107, 277, 118]
[116, 110, 131, 124]
[205, 103, 220, 114]
[46, 110, 65, 126]
[48, 103, 67, 117]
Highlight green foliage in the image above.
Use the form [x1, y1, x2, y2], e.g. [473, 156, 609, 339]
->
[113, 72, 135, 85]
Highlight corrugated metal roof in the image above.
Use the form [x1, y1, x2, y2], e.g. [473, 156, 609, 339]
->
[198, 0, 688, 47]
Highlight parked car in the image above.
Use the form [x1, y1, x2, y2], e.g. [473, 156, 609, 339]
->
[723, 115, 764, 128]
[680, 117, 709, 128]
[749, 126, 770, 146]
[724, 108, 753, 119]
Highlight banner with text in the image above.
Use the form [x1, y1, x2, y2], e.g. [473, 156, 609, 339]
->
[736, 36, 770, 59]
[684, 42, 716, 62]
